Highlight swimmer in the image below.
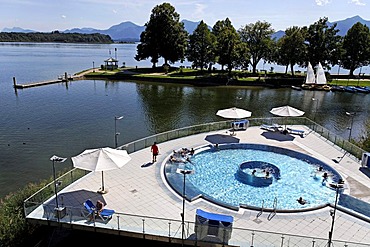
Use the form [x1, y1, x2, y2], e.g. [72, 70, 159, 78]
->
[297, 197, 307, 205]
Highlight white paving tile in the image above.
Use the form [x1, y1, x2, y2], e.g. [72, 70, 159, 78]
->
[27, 126, 370, 245]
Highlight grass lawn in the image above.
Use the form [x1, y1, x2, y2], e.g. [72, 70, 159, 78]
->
[83, 66, 370, 87]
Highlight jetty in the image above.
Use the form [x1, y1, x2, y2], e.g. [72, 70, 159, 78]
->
[13, 72, 83, 89]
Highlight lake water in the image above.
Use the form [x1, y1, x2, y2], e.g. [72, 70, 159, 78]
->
[0, 42, 369, 199]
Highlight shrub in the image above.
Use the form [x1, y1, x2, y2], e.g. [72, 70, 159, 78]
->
[0, 181, 48, 247]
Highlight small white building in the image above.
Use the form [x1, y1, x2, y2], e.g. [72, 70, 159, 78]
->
[104, 57, 119, 70]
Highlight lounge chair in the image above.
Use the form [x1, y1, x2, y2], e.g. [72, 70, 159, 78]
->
[286, 127, 306, 137]
[82, 199, 115, 222]
[260, 124, 282, 132]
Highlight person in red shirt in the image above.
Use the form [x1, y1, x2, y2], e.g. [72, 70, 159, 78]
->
[151, 142, 159, 162]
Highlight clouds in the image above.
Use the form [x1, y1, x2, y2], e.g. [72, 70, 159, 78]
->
[315, 0, 366, 7]
[350, 0, 366, 6]
[315, 0, 332, 6]
[193, 3, 206, 19]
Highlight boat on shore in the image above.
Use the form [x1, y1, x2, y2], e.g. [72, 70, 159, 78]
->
[301, 62, 331, 91]
[301, 62, 315, 90]
[330, 85, 345, 92]
[354, 86, 370, 93]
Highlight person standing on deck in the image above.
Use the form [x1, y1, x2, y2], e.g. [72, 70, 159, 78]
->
[151, 142, 159, 163]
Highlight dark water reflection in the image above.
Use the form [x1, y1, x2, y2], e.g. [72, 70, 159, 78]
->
[0, 79, 369, 198]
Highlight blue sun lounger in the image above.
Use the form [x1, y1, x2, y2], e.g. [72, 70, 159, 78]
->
[287, 127, 306, 137]
[260, 124, 282, 132]
[83, 199, 115, 222]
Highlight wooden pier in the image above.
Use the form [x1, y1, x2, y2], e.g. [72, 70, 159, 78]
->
[13, 72, 74, 89]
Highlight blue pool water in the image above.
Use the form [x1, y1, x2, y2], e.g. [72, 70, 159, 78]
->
[181, 144, 341, 210]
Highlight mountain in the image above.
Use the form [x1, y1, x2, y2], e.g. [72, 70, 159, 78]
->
[271, 30, 285, 40]
[182, 20, 205, 34]
[329, 15, 370, 36]
[2, 16, 369, 41]
[63, 20, 205, 42]
[64, 21, 144, 42]
[2, 27, 35, 33]
[273, 15, 370, 39]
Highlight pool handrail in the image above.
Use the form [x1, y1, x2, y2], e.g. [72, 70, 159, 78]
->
[22, 117, 370, 246]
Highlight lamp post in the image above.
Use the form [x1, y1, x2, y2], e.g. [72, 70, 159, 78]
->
[311, 98, 319, 122]
[345, 112, 355, 142]
[327, 183, 340, 247]
[93, 61, 95, 72]
[177, 168, 194, 246]
[347, 56, 351, 86]
[50, 155, 67, 222]
[114, 116, 123, 148]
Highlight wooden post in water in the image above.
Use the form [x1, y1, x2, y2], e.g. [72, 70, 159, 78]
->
[13, 77, 17, 88]
[64, 72, 68, 81]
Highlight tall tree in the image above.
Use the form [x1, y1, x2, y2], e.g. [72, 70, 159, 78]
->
[238, 21, 275, 74]
[341, 22, 370, 76]
[305, 17, 342, 70]
[135, 2, 188, 67]
[212, 18, 242, 75]
[187, 21, 216, 70]
[275, 26, 306, 75]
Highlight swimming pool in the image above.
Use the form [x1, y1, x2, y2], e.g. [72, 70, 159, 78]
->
[165, 143, 344, 211]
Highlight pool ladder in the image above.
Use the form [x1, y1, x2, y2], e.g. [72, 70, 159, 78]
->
[256, 200, 264, 218]
[256, 197, 277, 221]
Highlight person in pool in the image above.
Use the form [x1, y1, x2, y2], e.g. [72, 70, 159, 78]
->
[297, 197, 307, 205]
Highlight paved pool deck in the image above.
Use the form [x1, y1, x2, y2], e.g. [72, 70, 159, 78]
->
[27, 125, 370, 246]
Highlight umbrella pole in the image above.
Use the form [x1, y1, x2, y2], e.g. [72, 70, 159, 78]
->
[231, 119, 235, 136]
[98, 171, 107, 194]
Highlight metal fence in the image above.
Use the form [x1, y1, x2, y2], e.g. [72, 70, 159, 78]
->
[24, 200, 370, 246]
[24, 117, 369, 246]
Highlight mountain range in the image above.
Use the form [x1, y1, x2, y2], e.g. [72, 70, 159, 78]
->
[2, 15, 369, 42]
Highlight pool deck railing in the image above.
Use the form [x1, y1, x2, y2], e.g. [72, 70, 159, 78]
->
[23, 118, 370, 246]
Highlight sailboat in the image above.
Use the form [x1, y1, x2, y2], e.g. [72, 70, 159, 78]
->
[314, 62, 331, 91]
[301, 62, 315, 90]
[315, 62, 326, 85]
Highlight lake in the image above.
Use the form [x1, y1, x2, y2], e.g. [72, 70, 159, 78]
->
[0, 42, 369, 199]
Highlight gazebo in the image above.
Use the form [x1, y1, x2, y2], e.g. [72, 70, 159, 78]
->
[104, 57, 119, 70]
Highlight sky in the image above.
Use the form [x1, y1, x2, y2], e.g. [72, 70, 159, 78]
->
[1, 0, 370, 32]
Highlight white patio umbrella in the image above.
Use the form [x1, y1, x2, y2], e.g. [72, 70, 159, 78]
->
[216, 107, 252, 119]
[270, 105, 305, 130]
[71, 147, 131, 194]
[216, 107, 252, 135]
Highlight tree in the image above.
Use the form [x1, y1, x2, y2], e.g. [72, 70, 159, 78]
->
[212, 18, 242, 75]
[187, 21, 216, 70]
[341, 22, 370, 76]
[305, 17, 342, 70]
[238, 21, 275, 74]
[275, 26, 306, 75]
[135, 30, 160, 68]
[135, 2, 188, 68]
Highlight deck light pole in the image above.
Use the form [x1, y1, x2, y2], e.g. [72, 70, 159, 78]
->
[311, 98, 319, 122]
[50, 155, 67, 222]
[114, 116, 123, 148]
[177, 168, 194, 246]
[345, 112, 355, 142]
[327, 183, 340, 247]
